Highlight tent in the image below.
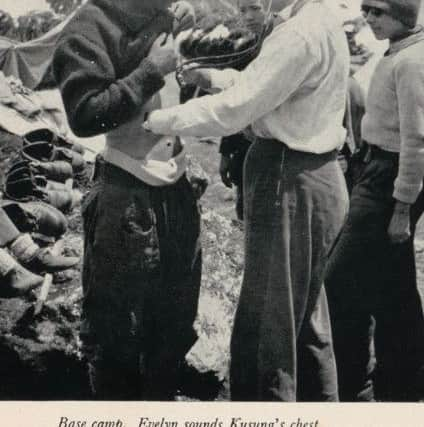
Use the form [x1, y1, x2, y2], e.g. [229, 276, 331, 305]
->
[0, 18, 68, 90]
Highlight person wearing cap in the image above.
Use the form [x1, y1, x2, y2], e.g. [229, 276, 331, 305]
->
[325, 0, 424, 401]
[144, 0, 350, 401]
[53, 0, 201, 400]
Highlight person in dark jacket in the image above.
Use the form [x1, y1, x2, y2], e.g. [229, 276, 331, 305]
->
[53, 0, 200, 400]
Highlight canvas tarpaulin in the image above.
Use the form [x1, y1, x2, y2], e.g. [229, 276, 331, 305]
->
[0, 18, 68, 90]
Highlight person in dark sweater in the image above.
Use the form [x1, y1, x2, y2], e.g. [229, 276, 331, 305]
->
[53, 0, 200, 400]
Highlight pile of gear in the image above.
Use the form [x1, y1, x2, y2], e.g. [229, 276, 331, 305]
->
[0, 128, 87, 299]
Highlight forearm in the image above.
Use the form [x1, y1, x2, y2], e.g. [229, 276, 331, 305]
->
[393, 144, 424, 203]
[54, 35, 166, 137]
[394, 60, 424, 203]
[65, 60, 164, 137]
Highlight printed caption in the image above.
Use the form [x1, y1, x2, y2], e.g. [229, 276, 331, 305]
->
[57, 416, 320, 427]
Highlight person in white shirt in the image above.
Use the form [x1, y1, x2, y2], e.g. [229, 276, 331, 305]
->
[145, 0, 350, 401]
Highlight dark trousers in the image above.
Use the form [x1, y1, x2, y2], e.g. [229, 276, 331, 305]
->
[325, 144, 424, 401]
[230, 139, 349, 401]
[0, 208, 20, 248]
[81, 158, 201, 400]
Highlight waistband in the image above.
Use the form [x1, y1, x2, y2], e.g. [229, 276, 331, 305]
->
[101, 145, 188, 187]
[253, 137, 338, 161]
[363, 142, 399, 162]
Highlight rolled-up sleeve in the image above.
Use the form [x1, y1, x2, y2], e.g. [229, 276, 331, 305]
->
[147, 27, 318, 137]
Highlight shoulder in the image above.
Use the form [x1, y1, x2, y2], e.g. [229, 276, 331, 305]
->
[57, 3, 112, 47]
[394, 46, 424, 80]
[281, 3, 346, 56]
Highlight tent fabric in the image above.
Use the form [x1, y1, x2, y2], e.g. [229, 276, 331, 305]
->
[0, 18, 68, 90]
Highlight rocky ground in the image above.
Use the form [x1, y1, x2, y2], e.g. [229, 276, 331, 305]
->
[1, 130, 424, 401]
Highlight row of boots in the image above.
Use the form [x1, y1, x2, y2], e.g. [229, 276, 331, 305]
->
[4, 129, 86, 213]
[0, 129, 87, 297]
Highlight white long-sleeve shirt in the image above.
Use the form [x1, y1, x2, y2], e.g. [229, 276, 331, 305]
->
[147, 0, 350, 154]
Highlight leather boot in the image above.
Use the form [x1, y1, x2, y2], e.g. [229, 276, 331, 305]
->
[2, 200, 68, 239]
[21, 141, 86, 174]
[31, 161, 74, 183]
[9, 234, 79, 273]
[23, 128, 85, 155]
[5, 169, 81, 213]
[35, 175, 69, 192]
[0, 248, 43, 296]
[8, 159, 73, 183]
[23, 247, 79, 273]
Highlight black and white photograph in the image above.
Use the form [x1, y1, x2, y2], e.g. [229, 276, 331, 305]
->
[0, 0, 424, 422]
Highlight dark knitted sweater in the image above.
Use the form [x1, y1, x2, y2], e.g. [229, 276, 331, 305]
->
[53, 0, 174, 137]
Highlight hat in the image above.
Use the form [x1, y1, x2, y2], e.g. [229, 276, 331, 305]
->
[361, 0, 422, 28]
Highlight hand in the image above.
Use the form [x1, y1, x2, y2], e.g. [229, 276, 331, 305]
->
[219, 155, 232, 188]
[148, 33, 177, 76]
[181, 64, 212, 90]
[170, 1, 196, 33]
[388, 201, 411, 244]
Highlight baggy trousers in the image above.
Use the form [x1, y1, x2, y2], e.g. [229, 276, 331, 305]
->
[325, 144, 424, 401]
[81, 158, 201, 400]
[0, 207, 20, 248]
[230, 138, 349, 401]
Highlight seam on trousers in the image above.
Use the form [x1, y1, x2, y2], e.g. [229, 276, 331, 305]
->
[257, 145, 293, 398]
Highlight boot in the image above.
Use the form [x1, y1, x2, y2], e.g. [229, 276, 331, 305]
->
[9, 159, 73, 183]
[9, 234, 79, 273]
[5, 168, 80, 213]
[31, 161, 74, 183]
[2, 200, 68, 239]
[35, 175, 70, 192]
[0, 248, 43, 296]
[21, 141, 86, 174]
[24, 247, 79, 273]
[23, 128, 85, 155]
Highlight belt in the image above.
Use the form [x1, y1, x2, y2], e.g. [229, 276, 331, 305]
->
[362, 142, 399, 163]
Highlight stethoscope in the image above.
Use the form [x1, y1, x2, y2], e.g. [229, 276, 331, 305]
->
[175, 0, 274, 88]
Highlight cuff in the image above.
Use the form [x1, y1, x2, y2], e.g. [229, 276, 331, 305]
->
[147, 109, 172, 135]
[124, 60, 166, 107]
[0, 249, 17, 277]
[9, 233, 39, 263]
[393, 179, 423, 204]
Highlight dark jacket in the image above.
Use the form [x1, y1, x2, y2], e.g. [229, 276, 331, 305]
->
[53, 0, 173, 137]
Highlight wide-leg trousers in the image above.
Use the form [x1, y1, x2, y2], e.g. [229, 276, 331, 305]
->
[230, 138, 349, 401]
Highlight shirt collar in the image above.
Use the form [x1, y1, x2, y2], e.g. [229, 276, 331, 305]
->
[387, 26, 424, 55]
[92, 0, 174, 34]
